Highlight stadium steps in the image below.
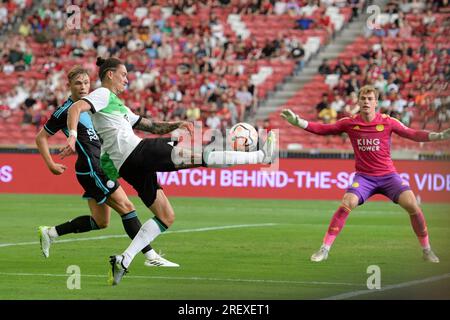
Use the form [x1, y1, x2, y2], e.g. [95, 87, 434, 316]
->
[252, 0, 388, 122]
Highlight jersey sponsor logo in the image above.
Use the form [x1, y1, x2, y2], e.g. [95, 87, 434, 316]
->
[356, 138, 380, 151]
[353, 125, 360, 130]
[86, 128, 99, 141]
[376, 124, 384, 132]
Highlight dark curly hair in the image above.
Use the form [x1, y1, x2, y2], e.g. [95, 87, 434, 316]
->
[96, 57, 123, 81]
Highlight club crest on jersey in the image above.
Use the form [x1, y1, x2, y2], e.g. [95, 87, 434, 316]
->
[376, 124, 384, 132]
[353, 125, 360, 130]
[106, 180, 115, 189]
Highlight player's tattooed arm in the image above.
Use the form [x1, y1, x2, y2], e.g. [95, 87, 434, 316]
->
[135, 117, 183, 134]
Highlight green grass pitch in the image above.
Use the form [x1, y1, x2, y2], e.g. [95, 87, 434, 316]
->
[0, 194, 449, 300]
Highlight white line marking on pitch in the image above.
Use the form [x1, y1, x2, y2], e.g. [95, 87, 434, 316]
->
[0, 223, 277, 248]
[322, 273, 450, 300]
[0, 272, 364, 287]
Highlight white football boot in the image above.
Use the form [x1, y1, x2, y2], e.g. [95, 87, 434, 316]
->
[311, 245, 329, 262]
[144, 250, 180, 267]
[423, 248, 440, 263]
[108, 255, 128, 285]
[38, 226, 52, 258]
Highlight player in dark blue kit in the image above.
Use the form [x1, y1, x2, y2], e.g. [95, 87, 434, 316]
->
[35, 66, 178, 267]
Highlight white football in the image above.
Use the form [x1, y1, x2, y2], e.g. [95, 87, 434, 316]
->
[228, 122, 258, 152]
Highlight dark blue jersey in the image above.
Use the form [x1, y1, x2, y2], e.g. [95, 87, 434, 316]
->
[44, 97, 102, 174]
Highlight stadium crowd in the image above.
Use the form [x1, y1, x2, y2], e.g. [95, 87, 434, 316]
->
[0, 0, 354, 137]
[1, 0, 448, 153]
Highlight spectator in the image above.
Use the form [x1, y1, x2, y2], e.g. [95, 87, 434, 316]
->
[398, 0, 412, 13]
[0, 100, 11, 121]
[296, 13, 314, 30]
[177, 56, 192, 75]
[316, 94, 329, 113]
[318, 104, 337, 124]
[158, 38, 173, 59]
[378, 93, 392, 114]
[343, 92, 360, 117]
[401, 106, 413, 126]
[392, 92, 408, 117]
[398, 19, 413, 38]
[263, 118, 272, 132]
[223, 92, 238, 125]
[172, 102, 186, 120]
[289, 40, 305, 71]
[167, 85, 183, 102]
[261, 39, 276, 58]
[274, 0, 287, 15]
[286, 1, 301, 16]
[260, 0, 274, 15]
[206, 103, 222, 130]
[186, 102, 201, 121]
[347, 57, 361, 75]
[423, 9, 436, 26]
[21, 108, 32, 127]
[436, 104, 450, 130]
[145, 42, 159, 59]
[348, 0, 361, 20]
[374, 74, 388, 94]
[318, 59, 332, 75]
[235, 85, 253, 121]
[330, 94, 346, 118]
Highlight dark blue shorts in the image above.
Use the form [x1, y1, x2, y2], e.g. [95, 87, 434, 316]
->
[76, 171, 120, 204]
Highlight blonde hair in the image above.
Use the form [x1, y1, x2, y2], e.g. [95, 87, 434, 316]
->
[358, 85, 379, 100]
[67, 66, 89, 83]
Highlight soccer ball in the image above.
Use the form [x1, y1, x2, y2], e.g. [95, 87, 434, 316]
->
[228, 122, 258, 152]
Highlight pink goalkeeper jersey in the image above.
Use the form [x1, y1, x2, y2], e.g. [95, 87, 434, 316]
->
[305, 113, 430, 176]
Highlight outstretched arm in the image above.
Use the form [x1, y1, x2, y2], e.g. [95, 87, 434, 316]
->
[134, 117, 193, 135]
[391, 118, 450, 142]
[281, 109, 345, 135]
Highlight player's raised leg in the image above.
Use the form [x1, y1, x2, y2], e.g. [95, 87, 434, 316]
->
[311, 193, 359, 262]
[397, 190, 439, 263]
[203, 130, 277, 167]
[167, 130, 277, 170]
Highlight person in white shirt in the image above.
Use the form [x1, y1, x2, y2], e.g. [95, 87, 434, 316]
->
[61, 57, 277, 285]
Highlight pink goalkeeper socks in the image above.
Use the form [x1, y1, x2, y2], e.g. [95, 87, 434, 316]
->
[409, 210, 430, 249]
[323, 205, 351, 247]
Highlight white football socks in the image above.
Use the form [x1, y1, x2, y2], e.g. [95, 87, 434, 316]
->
[144, 249, 156, 260]
[122, 219, 162, 268]
[48, 227, 59, 239]
[205, 150, 264, 167]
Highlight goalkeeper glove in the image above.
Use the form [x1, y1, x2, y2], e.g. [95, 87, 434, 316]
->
[280, 109, 308, 129]
[429, 128, 450, 141]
